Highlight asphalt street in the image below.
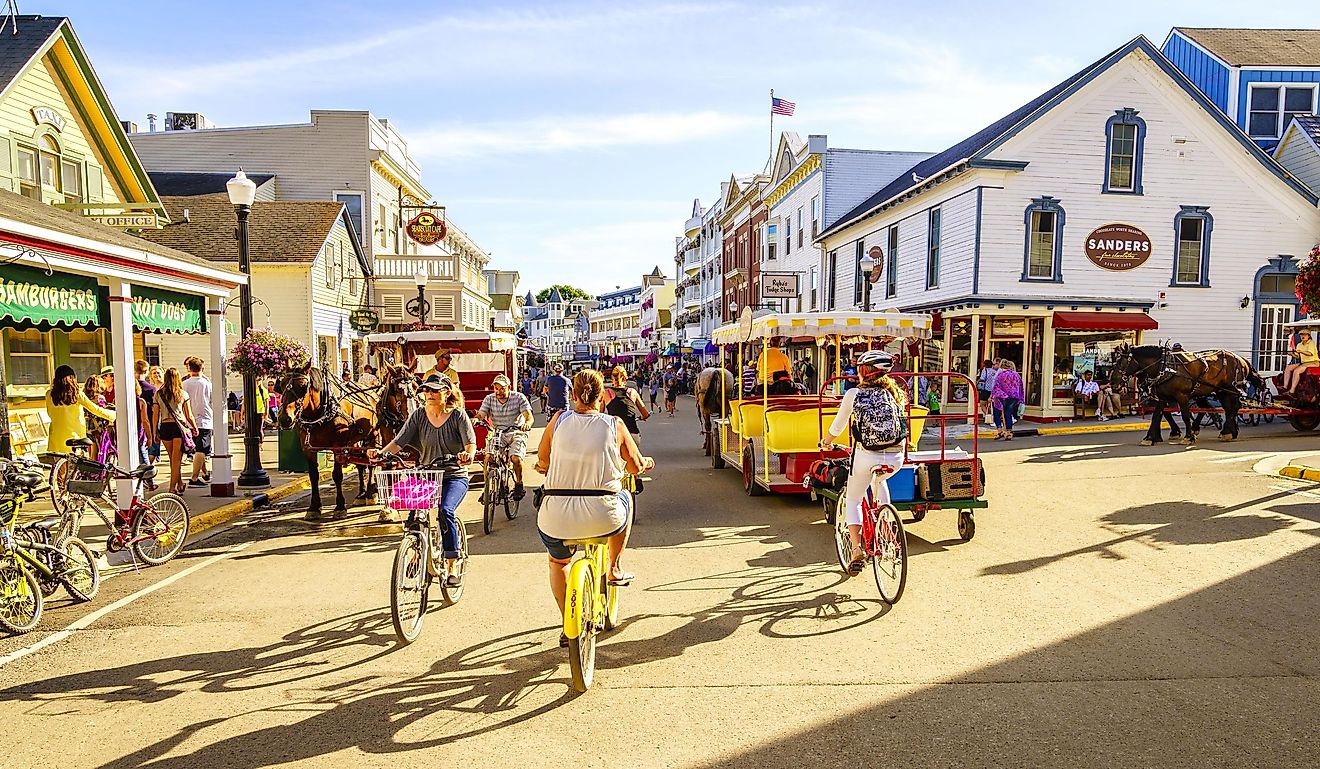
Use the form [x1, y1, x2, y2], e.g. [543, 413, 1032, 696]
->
[1, 400, 1318, 769]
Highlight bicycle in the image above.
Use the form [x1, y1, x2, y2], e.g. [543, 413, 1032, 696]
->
[0, 458, 100, 635]
[831, 457, 907, 605]
[52, 458, 189, 566]
[377, 454, 470, 645]
[48, 431, 119, 521]
[563, 532, 621, 692]
[481, 425, 528, 535]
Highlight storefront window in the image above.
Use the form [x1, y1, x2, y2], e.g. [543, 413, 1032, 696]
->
[1026, 319, 1043, 406]
[67, 329, 105, 381]
[1052, 330, 1136, 405]
[5, 328, 52, 385]
[948, 318, 971, 403]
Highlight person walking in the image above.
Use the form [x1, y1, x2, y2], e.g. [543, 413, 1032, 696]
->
[648, 371, 660, 411]
[976, 359, 999, 426]
[147, 366, 165, 462]
[180, 356, 213, 488]
[45, 365, 114, 456]
[535, 368, 549, 414]
[991, 359, 1024, 440]
[155, 367, 199, 495]
[818, 350, 908, 576]
[534, 369, 653, 647]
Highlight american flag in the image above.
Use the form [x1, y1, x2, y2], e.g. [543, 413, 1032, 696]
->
[771, 96, 795, 116]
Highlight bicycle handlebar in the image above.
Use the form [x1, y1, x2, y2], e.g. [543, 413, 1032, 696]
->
[377, 451, 462, 470]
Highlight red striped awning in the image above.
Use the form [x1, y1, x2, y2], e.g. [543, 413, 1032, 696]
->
[1052, 311, 1158, 331]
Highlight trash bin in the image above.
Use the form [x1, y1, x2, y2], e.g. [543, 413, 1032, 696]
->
[278, 429, 316, 473]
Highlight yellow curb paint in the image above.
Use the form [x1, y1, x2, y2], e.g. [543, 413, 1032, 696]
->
[189, 468, 335, 536]
[1278, 465, 1320, 482]
[1036, 422, 1148, 436]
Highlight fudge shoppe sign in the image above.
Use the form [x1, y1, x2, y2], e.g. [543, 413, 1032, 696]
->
[1084, 223, 1152, 271]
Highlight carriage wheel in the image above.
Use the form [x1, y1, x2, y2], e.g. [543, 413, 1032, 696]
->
[742, 445, 764, 496]
[1288, 414, 1320, 432]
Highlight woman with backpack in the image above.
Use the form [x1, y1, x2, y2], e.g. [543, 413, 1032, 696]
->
[818, 350, 908, 576]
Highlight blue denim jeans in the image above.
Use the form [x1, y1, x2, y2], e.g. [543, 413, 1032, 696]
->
[994, 398, 1021, 431]
[437, 476, 470, 559]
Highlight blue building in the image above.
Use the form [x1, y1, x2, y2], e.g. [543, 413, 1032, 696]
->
[1162, 28, 1320, 150]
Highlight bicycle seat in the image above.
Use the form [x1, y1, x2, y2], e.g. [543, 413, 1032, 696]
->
[7, 469, 44, 489]
[562, 536, 612, 546]
[66, 437, 95, 448]
[130, 464, 158, 480]
[24, 517, 62, 532]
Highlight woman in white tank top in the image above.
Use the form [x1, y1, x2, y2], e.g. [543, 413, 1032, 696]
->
[535, 369, 654, 645]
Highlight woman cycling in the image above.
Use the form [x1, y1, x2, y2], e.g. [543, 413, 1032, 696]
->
[535, 369, 653, 647]
[372, 373, 476, 587]
[818, 350, 908, 576]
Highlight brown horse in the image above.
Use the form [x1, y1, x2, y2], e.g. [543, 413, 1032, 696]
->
[277, 365, 394, 520]
[694, 366, 737, 456]
[1110, 344, 1264, 445]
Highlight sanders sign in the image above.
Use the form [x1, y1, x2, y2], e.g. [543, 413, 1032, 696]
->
[1084, 223, 1152, 271]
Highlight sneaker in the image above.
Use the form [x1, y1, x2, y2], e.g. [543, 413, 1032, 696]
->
[1098, 415, 1108, 421]
[187, 479, 206, 488]
[445, 574, 463, 588]
[512, 484, 526, 501]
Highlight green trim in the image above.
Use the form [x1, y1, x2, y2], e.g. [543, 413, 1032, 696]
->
[128, 285, 206, 334]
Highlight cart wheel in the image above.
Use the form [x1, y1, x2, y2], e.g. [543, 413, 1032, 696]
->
[822, 496, 837, 525]
[957, 511, 975, 541]
[1288, 414, 1319, 432]
[742, 445, 764, 497]
[909, 508, 926, 523]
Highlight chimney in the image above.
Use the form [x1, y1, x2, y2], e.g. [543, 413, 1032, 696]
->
[808, 134, 827, 154]
[147, 113, 157, 132]
[120, 120, 138, 134]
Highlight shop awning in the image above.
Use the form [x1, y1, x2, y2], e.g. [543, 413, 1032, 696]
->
[0, 262, 99, 327]
[1052, 311, 1158, 331]
[126, 285, 207, 334]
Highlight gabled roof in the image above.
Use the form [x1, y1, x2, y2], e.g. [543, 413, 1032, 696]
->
[821, 35, 1318, 240]
[1287, 114, 1320, 146]
[148, 171, 276, 197]
[0, 15, 62, 87]
[547, 286, 565, 303]
[649, 265, 663, 277]
[137, 193, 370, 275]
[1172, 28, 1320, 67]
[523, 290, 537, 306]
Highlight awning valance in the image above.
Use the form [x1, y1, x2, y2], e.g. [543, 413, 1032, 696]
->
[1052, 311, 1157, 331]
[0, 262, 98, 327]
[127, 285, 206, 334]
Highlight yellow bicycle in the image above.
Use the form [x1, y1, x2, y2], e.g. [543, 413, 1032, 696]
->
[562, 535, 621, 692]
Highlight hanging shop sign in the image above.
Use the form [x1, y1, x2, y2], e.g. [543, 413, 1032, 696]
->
[0, 262, 98, 326]
[761, 271, 801, 298]
[128, 286, 205, 334]
[404, 211, 447, 245]
[866, 246, 884, 283]
[349, 308, 380, 332]
[1084, 223, 1152, 271]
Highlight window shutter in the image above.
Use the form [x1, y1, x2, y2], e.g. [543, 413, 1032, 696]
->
[432, 295, 455, 321]
[381, 294, 404, 321]
[86, 164, 103, 201]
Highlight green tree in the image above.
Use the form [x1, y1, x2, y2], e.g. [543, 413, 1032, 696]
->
[535, 285, 592, 303]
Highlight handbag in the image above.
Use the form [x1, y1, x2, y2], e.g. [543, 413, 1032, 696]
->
[165, 395, 196, 453]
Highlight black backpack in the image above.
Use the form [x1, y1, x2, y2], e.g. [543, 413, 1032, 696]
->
[850, 387, 908, 451]
[604, 386, 641, 432]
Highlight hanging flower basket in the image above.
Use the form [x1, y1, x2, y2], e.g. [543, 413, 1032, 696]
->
[1297, 245, 1320, 317]
[227, 328, 311, 379]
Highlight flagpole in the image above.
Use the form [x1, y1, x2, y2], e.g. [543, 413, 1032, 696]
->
[767, 88, 774, 175]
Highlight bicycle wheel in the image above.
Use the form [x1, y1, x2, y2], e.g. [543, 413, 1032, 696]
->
[49, 456, 72, 515]
[58, 536, 99, 602]
[566, 562, 597, 692]
[871, 504, 907, 604]
[55, 492, 91, 542]
[441, 518, 468, 605]
[0, 558, 43, 635]
[390, 531, 428, 645]
[130, 492, 190, 566]
[504, 468, 520, 521]
[482, 482, 497, 535]
[833, 489, 853, 571]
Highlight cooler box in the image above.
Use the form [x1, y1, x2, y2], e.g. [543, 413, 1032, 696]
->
[885, 467, 917, 502]
[917, 459, 985, 501]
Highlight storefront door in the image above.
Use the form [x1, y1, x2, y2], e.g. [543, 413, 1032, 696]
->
[1257, 304, 1295, 374]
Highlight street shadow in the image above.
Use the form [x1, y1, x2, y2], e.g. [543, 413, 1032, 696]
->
[983, 491, 1300, 576]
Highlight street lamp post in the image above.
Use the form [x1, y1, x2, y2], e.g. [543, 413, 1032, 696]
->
[410, 267, 429, 326]
[227, 171, 269, 488]
[859, 253, 877, 313]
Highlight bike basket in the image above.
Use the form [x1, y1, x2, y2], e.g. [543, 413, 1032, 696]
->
[67, 458, 110, 497]
[376, 469, 445, 511]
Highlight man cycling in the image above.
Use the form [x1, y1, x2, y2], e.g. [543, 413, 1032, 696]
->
[603, 365, 649, 491]
[476, 374, 534, 500]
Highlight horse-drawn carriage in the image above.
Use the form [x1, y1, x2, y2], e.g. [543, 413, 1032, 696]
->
[703, 310, 987, 541]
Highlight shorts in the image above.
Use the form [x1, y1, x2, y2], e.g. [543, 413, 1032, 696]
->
[194, 428, 214, 456]
[158, 421, 184, 441]
[538, 491, 631, 560]
[977, 388, 992, 402]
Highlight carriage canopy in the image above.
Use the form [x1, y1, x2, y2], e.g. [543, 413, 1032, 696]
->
[710, 311, 933, 345]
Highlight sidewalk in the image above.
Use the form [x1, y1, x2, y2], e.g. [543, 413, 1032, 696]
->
[18, 430, 327, 572]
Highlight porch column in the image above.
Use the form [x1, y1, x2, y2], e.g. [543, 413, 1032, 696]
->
[107, 280, 139, 508]
[209, 294, 235, 497]
[1042, 316, 1057, 412]
[969, 313, 981, 417]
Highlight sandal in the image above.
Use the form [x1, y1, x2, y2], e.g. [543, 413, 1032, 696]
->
[607, 569, 635, 586]
[846, 550, 867, 576]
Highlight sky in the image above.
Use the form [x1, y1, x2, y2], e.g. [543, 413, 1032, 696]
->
[24, 0, 1318, 297]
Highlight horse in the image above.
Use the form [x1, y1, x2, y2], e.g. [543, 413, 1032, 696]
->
[276, 365, 392, 520]
[1110, 344, 1264, 446]
[694, 366, 737, 456]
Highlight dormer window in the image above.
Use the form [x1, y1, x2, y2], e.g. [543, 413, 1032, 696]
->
[1103, 108, 1145, 195]
[1248, 84, 1317, 140]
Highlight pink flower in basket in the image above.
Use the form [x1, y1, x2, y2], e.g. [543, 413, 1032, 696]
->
[390, 475, 440, 510]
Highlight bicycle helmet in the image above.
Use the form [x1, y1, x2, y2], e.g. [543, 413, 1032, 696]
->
[856, 350, 894, 377]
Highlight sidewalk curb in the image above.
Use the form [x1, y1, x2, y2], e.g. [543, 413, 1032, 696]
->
[1278, 464, 1320, 482]
[969, 421, 1145, 439]
[190, 468, 334, 536]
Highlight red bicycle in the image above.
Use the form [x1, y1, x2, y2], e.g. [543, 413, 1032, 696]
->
[833, 465, 907, 604]
[54, 459, 190, 566]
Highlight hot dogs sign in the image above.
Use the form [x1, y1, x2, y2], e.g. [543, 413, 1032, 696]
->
[1084, 223, 1152, 271]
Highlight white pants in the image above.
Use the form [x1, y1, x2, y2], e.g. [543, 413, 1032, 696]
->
[844, 448, 904, 525]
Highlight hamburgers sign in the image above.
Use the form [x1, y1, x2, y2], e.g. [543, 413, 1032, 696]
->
[1084, 223, 1152, 271]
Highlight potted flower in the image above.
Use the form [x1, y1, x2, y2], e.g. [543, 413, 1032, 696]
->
[1297, 245, 1320, 317]
[227, 328, 311, 379]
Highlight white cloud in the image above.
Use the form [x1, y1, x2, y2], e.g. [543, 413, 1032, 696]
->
[408, 111, 756, 159]
[515, 219, 679, 294]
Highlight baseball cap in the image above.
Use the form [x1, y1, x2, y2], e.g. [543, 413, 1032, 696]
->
[492, 374, 511, 387]
[420, 373, 455, 391]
